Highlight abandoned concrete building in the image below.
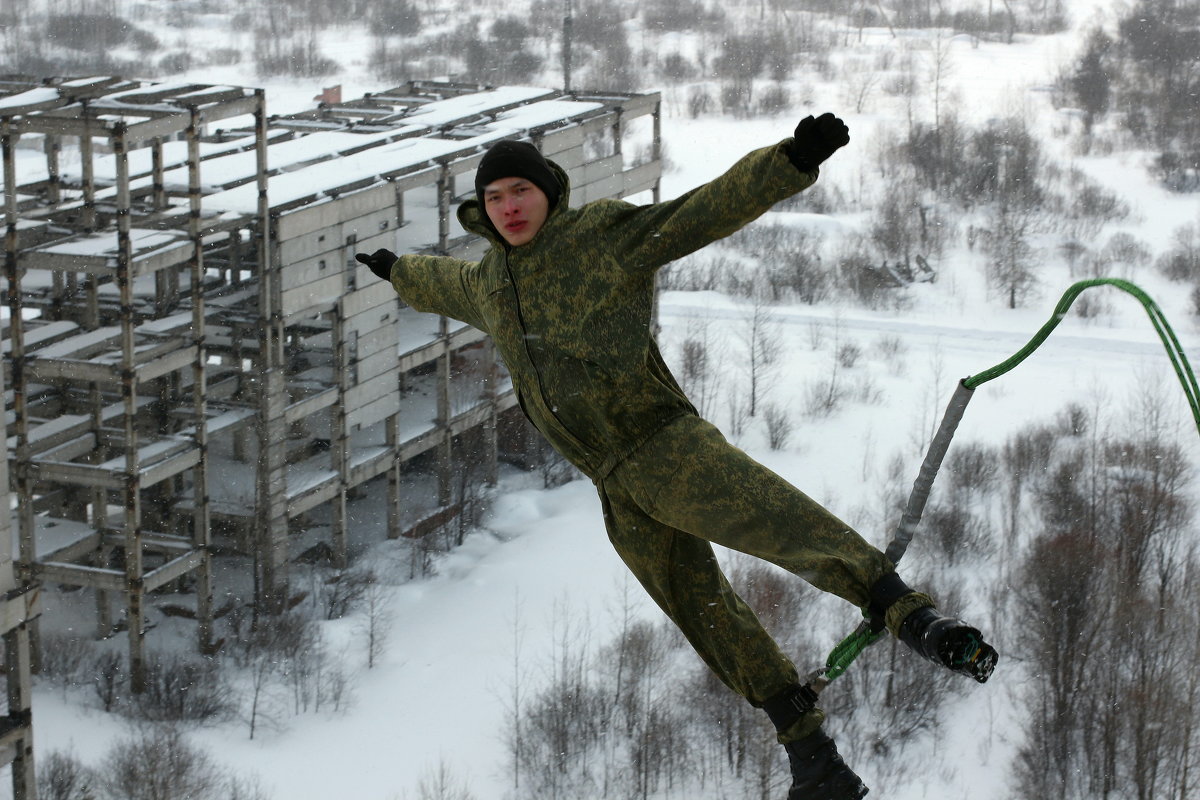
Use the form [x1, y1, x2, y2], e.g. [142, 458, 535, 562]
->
[1, 75, 663, 796]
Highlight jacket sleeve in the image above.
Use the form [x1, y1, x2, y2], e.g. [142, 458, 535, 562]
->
[390, 254, 489, 334]
[610, 140, 817, 274]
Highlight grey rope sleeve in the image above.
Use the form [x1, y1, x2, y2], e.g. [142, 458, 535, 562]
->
[885, 379, 975, 565]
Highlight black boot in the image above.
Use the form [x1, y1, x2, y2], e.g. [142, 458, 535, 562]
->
[899, 606, 998, 684]
[869, 573, 999, 684]
[763, 686, 869, 799]
[784, 727, 868, 800]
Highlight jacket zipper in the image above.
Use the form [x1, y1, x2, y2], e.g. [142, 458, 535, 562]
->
[502, 251, 593, 456]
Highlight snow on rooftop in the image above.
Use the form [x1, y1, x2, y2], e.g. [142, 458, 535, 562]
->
[0, 87, 60, 112]
[244, 124, 428, 172]
[53, 126, 426, 194]
[402, 86, 556, 126]
[38, 228, 186, 258]
[30, 515, 97, 560]
[60, 77, 113, 88]
[483, 99, 605, 133]
[55, 131, 266, 185]
[174, 85, 240, 100]
[200, 131, 506, 214]
[94, 100, 183, 116]
[0, 128, 278, 196]
[8, 86, 619, 230]
[102, 81, 204, 101]
[189, 91, 617, 216]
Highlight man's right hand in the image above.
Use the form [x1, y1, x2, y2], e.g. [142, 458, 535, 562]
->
[355, 249, 397, 281]
[788, 113, 850, 172]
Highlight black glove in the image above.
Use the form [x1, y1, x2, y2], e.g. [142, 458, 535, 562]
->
[355, 249, 397, 281]
[787, 112, 850, 172]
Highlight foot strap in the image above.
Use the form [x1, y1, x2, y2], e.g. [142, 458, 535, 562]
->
[867, 573, 935, 637]
[763, 683, 820, 732]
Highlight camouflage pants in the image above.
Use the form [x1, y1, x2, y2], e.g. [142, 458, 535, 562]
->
[597, 414, 894, 739]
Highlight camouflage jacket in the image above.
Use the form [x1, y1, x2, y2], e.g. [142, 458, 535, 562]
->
[388, 140, 817, 480]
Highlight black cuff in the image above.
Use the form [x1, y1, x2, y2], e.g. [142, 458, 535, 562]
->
[867, 572, 914, 632]
[786, 144, 821, 175]
[762, 683, 820, 732]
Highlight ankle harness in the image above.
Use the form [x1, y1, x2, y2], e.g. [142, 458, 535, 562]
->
[763, 683, 821, 732]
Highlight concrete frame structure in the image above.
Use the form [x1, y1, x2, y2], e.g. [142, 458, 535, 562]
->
[2, 76, 662, 698]
[0, 360, 37, 800]
[3, 76, 265, 697]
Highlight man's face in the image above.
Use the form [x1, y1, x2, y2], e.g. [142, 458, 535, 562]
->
[483, 177, 550, 247]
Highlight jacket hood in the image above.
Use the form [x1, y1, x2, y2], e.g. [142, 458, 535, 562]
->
[458, 159, 572, 247]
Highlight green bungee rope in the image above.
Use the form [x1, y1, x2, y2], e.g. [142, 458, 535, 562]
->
[965, 278, 1200, 402]
[814, 278, 1200, 686]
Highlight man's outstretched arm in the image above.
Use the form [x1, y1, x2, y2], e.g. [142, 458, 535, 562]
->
[356, 249, 488, 333]
[613, 112, 851, 273]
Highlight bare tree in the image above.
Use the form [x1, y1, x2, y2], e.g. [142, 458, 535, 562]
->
[844, 59, 881, 113]
[1008, 390, 1200, 799]
[727, 386, 751, 439]
[132, 652, 231, 724]
[985, 199, 1039, 308]
[92, 651, 126, 713]
[763, 402, 794, 450]
[97, 723, 220, 800]
[311, 566, 373, 621]
[740, 294, 782, 418]
[1070, 28, 1114, 140]
[38, 751, 95, 800]
[502, 593, 528, 793]
[928, 29, 955, 137]
[804, 319, 852, 418]
[227, 774, 273, 800]
[676, 319, 725, 419]
[1157, 222, 1200, 282]
[1012, 529, 1113, 799]
[244, 645, 282, 741]
[1000, 425, 1057, 552]
[415, 760, 477, 800]
[360, 571, 395, 669]
[516, 604, 605, 799]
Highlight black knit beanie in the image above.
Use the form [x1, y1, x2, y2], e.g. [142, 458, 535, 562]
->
[474, 140, 561, 210]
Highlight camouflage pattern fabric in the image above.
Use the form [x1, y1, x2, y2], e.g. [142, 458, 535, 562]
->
[390, 140, 816, 480]
[387, 139, 896, 741]
[602, 414, 895, 742]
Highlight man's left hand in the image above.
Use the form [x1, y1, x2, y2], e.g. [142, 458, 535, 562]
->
[788, 113, 850, 172]
[355, 249, 397, 281]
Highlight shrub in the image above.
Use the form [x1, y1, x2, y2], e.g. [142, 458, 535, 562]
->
[157, 51, 193, 74]
[756, 83, 790, 116]
[373, 0, 422, 34]
[1157, 224, 1200, 282]
[764, 403, 794, 450]
[97, 724, 218, 800]
[46, 13, 135, 51]
[92, 651, 126, 713]
[660, 52, 696, 82]
[206, 47, 242, 67]
[38, 632, 92, 688]
[132, 653, 231, 724]
[837, 340, 863, 369]
[38, 750, 95, 800]
[643, 0, 725, 32]
[686, 86, 713, 118]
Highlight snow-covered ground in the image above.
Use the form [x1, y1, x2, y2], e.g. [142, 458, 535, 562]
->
[10, 0, 1200, 798]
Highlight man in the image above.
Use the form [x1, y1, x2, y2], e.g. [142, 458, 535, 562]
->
[357, 115, 998, 799]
